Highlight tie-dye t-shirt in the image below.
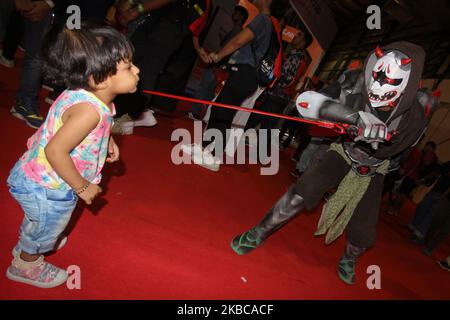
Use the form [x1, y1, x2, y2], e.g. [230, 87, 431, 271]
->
[17, 89, 115, 190]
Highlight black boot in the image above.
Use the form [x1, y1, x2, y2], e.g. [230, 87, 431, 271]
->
[338, 241, 366, 285]
[231, 186, 304, 255]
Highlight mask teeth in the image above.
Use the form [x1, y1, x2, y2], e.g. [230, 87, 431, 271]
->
[369, 91, 398, 103]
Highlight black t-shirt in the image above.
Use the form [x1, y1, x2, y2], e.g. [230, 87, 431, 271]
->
[152, 0, 208, 28]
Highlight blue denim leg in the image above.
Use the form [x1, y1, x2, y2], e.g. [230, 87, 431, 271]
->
[191, 67, 216, 118]
[16, 14, 52, 112]
[7, 164, 78, 255]
[411, 191, 440, 237]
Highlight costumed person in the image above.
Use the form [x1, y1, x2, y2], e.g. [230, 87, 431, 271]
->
[5, 24, 139, 288]
[230, 41, 436, 285]
[290, 61, 362, 178]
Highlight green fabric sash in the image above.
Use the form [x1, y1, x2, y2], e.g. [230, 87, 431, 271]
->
[315, 143, 390, 245]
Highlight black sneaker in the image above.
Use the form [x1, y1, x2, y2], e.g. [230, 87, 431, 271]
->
[10, 103, 44, 129]
[437, 260, 450, 272]
[187, 112, 201, 121]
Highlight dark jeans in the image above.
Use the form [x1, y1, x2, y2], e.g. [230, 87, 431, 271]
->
[411, 191, 441, 237]
[424, 197, 450, 250]
[203, 64, 257, 152]
[0, 0, 14, 42]
[245, 94, 288, 131]
[115, 16, 191, 118]
[151, 34, 197, 112]
[190, 67, 216, 118]
[16, 14, 52, 112]
[244, 94, 288, 154]
[2, 9, 23, 60]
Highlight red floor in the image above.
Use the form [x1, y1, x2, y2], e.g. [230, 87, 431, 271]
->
[0, 59, 449, 300]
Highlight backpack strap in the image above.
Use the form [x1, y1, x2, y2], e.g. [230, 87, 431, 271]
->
[270, 16, 283, 80]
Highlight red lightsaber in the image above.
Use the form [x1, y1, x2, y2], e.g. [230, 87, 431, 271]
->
[143, 90, 351, 135]
[143, 90, 394, 140]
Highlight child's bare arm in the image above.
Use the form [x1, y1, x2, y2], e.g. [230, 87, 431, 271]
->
[45, 103, 102, 204]
[106, 136, 120, 163]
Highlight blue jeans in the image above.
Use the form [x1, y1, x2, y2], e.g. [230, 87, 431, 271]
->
[16, 14, 52, 112]
[411, 191, 441, 237]
[191, 67, 216, 118]
[7, 162, 78, 255]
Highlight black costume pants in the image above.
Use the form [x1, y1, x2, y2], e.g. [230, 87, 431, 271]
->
[293, 149, 385, 248]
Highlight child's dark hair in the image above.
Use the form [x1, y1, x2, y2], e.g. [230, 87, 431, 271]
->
[41, 23, 134, 90]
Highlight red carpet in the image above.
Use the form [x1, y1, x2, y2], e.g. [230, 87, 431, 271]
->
[0, 59, 449, 300]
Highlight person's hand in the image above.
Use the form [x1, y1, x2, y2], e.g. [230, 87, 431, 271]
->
[208, 52, 221, 64]
[355, 111, 388, 150]
[106, 137, 120, 163]
[15, 0, 33, 12]
[197, 47, 212, 64]
[117, 4, 140, 25]
[22, 1, 51, 22]
[78, 183, 102, 205]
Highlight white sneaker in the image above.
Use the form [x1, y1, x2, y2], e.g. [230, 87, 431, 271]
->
[133, 109, 157, 127]
[180, 143, 221, 171]
[41, 84, 54, 91]
[192, 147, 221, 172]
[180, 143, 203, 156]
[0, 51, 14, 68]
[187, 112, 201, 121]
[111, 114, 134, 135]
